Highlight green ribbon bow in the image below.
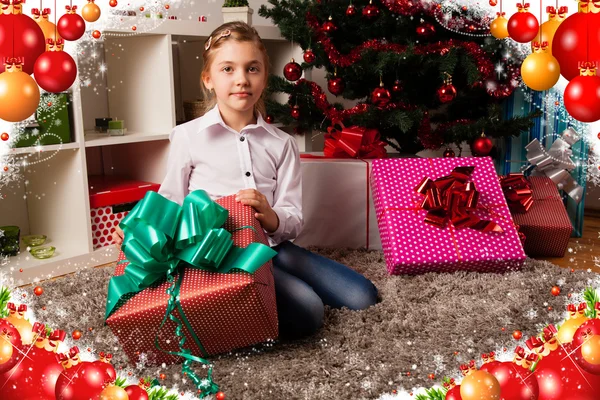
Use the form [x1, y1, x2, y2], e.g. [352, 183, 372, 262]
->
[104, 189, 277, 398]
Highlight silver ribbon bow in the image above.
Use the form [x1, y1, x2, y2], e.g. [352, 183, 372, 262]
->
[525, 128, 583, 203]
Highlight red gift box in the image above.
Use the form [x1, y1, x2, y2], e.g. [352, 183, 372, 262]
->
[88, 175, 160, 249]
[511, 176, 572, 257]
[106, 194, 278, 366]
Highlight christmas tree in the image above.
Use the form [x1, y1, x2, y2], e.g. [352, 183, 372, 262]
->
[259, 0, 541, 154]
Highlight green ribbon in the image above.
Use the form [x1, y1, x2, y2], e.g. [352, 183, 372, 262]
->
[104, 189, 277, 398]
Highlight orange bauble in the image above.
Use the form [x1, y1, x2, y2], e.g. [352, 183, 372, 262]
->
[581, 334, 600, 365]
[4, 315, 34, 345]
[82, 0, 101, 23]
[0, 65, 41, 123]
[0, 336, 13, 364]
[99, 385, 129, 400]
[490, 14, 509, 39]
[37, 20, 62, 43]
[531, 19, 561, 55]
[558, 316, 589, 343]
[460, 370, 501, 400]
[521, 46, 561, 91]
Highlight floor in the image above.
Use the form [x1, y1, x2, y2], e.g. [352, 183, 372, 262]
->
[538, 212, 600, 273]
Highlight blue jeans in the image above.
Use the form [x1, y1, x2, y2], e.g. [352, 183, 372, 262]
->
[272, 241, 379, 339]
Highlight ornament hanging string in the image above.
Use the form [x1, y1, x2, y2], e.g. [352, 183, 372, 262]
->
[540, 0, 542, 43]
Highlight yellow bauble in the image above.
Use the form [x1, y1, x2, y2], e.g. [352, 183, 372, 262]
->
[557, 316, 589, 343]
[0, 69, 40, 123]
[100, 385, 129, 400]
[531, 20, 562, 55]
[521, 52, 561, 91]
[581, 335, 600, 365]
[460, 370, 501, 400]
[0, 338, 13, 364]
[82, 2, 102, 23]
[36, 19, 62, 43]
[490, 16, 509, 39]
[5, 315, 34, 345]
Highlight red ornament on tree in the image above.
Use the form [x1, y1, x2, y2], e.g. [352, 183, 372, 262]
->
[551, 286, 561, 296]
[443, 148, 456, 157]
[92, 30, 101, 39]
[328, 72, 345, 96]
[362, 0, 380, 19]
[553, 12, 600, 81]
[283, 58, 302, 81]
[490, 0, 498, 5]
[416, 22, 436, 38]
[265, 115, 274, 123]
[471, 133, 493, 156]
[346, 4, 357, 16]
[216, 392, 226, 400]
[34, 39, 77, 93]
[303, 48, 316, 63]
[564, 63, 600, 123]
[291, 105, 300, 119]
[55, 359, 116, 400]
[322, 16, 337, 33]
[0, 132, 8, 141]
[0, 3, 46, 74]
[507, 3, 539, 43]
[443, 379, 462, 400]
[513, 330, 523, 340]
[392, 79, 403, 94]
[483, 361, 539, 400]
[371, 79, 391, 107]
[438, 73, 457, 103]
[109, 0, 118, 7]
[57, 6, 86, 41]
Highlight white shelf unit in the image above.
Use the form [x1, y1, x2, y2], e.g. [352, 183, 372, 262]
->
[3, 24, 301, 284]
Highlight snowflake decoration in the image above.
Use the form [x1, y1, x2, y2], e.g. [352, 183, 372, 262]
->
[38, 94, 60, 113]
[524, 309, 538, 320]
[54, 119, 63, 127]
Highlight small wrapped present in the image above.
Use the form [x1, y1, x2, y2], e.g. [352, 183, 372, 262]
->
[371, 157, 525, 275]
[501, 175, 572, 257]
[498, 88, 589, 237]
[105, 191, 277, 395]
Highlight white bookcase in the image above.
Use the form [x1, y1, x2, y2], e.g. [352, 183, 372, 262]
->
[2, 20, 304, 284]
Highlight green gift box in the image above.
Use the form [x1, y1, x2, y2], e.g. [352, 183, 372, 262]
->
[15, 93, 74, 148]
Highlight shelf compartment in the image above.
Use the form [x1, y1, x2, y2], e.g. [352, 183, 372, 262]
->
[84, 131, 169, 147]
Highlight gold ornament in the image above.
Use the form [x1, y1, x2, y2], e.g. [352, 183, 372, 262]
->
[581, 334, 600, 365]
[460, 370, 501, 400]
[0, 331, 14, 365]
[32, 9, 62, 42]
[82, 0, 101, 23]
[530, 6, 567, 55]
[558, 304, 589, 343]
[0, 60, 41, 123]
[521, 42, 561, 91]
[99, 385, 129, 400]
[4, 316, 34, 345]
[490, 13, 509, 39]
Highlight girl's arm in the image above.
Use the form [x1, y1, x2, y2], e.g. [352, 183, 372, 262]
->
[157, 127, 193, 206]
[268, 136, 303, 244]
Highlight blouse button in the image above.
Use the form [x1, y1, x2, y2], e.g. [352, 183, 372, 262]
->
[240, 136, 245, 142]
[245, 171, 251, 177]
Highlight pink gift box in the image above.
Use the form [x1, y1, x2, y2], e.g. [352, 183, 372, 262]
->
[371, 157, 526, 275]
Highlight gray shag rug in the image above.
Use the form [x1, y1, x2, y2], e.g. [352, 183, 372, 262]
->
[28, 248, 598, 399]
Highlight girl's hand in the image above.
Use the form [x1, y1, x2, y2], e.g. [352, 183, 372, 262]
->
[112, 225, 124, 246]
[235, 189, 279, 233]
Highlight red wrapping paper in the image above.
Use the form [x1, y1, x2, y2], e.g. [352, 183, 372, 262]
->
[511, 176, 572, 257]
[106, 194, 278, 366]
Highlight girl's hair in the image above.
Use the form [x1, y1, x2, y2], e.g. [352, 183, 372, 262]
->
[201, 21, 270, 117]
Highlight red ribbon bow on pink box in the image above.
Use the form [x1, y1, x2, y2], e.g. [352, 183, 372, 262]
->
[415, 166, 504, 233]
[324, 120, 387, 159]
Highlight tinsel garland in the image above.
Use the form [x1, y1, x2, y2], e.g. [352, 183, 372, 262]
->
[304, 10, 520, 99]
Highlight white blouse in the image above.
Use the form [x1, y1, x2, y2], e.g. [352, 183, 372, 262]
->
[158, 105, 303, 246]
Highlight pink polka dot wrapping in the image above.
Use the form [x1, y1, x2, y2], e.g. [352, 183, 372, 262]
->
[106, 194, 278, 366]
[370, 157, 526, 275]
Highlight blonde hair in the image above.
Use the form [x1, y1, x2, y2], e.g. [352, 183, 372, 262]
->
[201, 21, 270, 117]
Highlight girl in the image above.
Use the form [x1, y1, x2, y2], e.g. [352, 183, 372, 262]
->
[113, 21, 378, 339]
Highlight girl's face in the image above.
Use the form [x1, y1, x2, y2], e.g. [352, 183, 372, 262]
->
[203, 40, 267, 117]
